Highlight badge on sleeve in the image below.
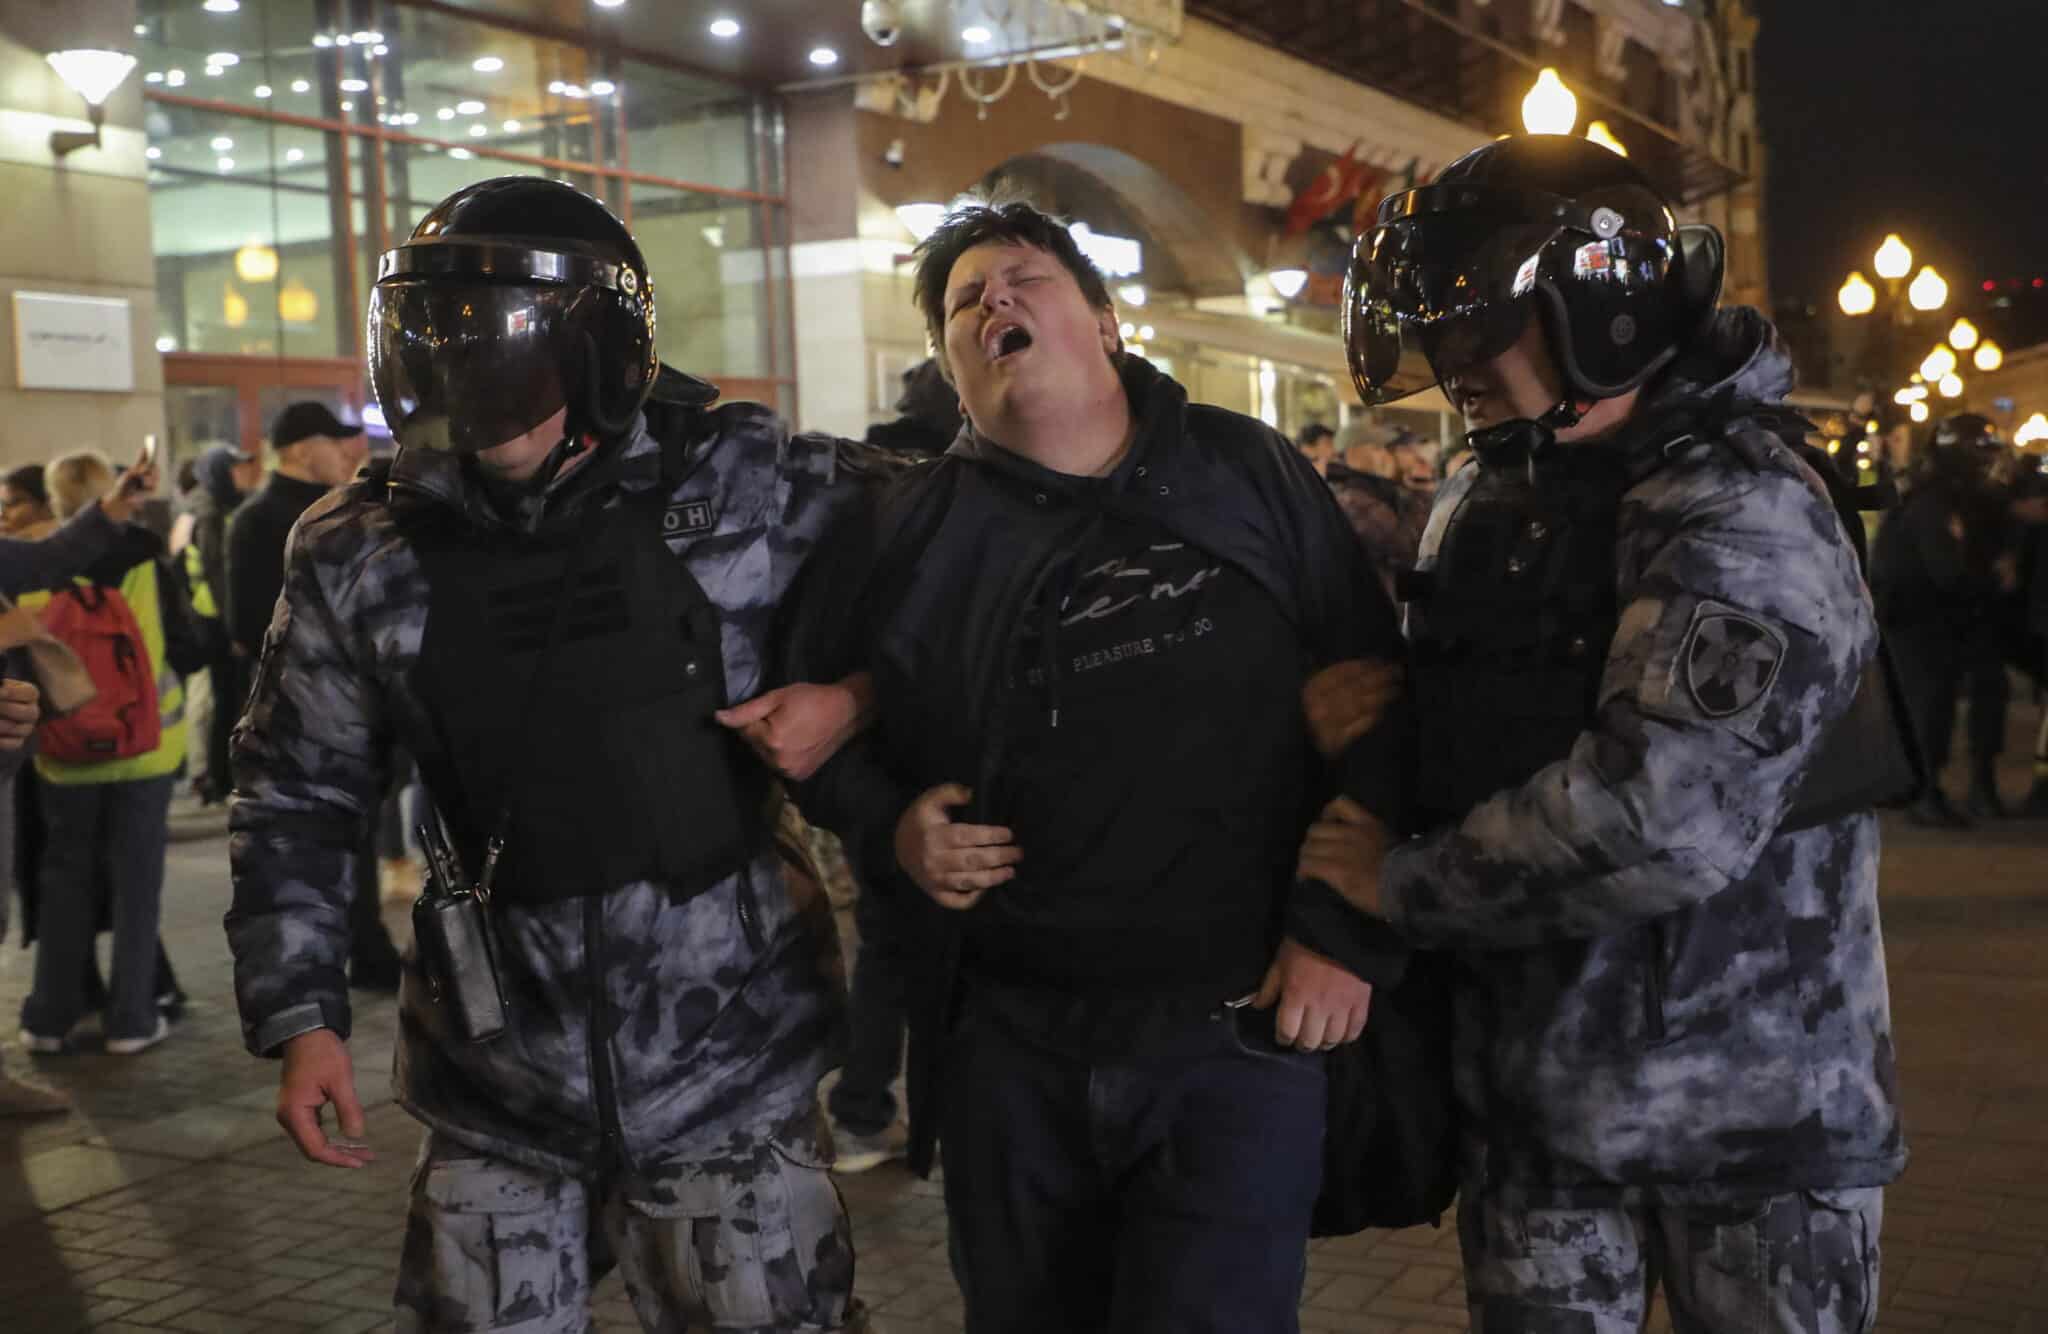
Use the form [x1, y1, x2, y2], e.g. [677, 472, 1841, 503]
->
[1682, 606, 1785, 718]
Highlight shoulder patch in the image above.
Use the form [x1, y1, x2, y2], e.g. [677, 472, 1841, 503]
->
[1681, 602, 1785, 718]
[663, 498, 717, 537]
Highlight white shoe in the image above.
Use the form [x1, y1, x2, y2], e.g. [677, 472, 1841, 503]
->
[18, 1028, 68, 1055]
[105, 1015, 171, 1056]
[0, 1072, 72, 1117]
[829, 1119, 909, 1174]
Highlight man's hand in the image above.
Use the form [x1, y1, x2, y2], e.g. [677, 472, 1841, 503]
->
[1996, 552, 2021, 594]
[1297, 796, 1393, 918]
[894, 783, 1021, 910]
[715, 673, 875, 782]
[1303, 657, 1404, 760]
[0, 679, 40, 751]
[277, 1029, 374, 1169]
[99, 449, 160, 527]
[1253, 938, 1373, 1051]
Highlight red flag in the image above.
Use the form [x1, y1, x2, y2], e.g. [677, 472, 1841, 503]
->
[1285, 142, 1373, 237]
[1352, 156, 1420, 236]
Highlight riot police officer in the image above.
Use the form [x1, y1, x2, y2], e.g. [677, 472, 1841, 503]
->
[1872, 413, 2017, 823]
[1298, 136, 1905, 1332]
[225, 178, 873, 1333]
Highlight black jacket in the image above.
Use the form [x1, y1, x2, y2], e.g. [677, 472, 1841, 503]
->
[781, 355, 1411, 1171]
[226, 472, 333, 655]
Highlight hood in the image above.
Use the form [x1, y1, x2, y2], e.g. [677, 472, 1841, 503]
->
[944, 354, 1187, 491]
[1639, 305, 1796, 417]
[193, 444, 247, 509]
[386, 414, 665, 536]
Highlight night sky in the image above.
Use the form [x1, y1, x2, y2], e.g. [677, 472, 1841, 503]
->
[1754, 0, 2048, 313]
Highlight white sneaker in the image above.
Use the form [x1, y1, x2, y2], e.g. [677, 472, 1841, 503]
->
[0, 1072, 72, 1118]
[18, 1028, 68, 1055]
[829, 1119, 909, 1174]
[105, 1015, 171, 1056]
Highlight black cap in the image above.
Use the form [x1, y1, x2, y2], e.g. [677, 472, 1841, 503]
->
[270, 401, 362, 452]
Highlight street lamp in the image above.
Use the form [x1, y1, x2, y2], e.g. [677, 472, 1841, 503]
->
[1938, 372, 1964, 399]
[1873, 234, 1913, 281]
[1838, 272, 1877, 316]
[2016, 413, 2048, 448]
[1948, 318, 1979, 351]
[1974, 340, 2004, 373]
[1910, 401, 1930, 423]
[45, 49, 138, 157]
[1920, 345, 1957, 381]
[1585, 120, 1627, 156]
[1522, 68, 1578, 135]
[1908, 265, 1948, 312]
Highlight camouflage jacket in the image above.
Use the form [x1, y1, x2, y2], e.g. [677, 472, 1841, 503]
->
[1384, 309, 1907, 1204]
[226, 394, 875, 1198]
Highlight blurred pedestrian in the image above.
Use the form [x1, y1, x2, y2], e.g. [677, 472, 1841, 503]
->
[18, 449, 188, 1057]
[0, 680, 68, 1114]
[186, 444, 259, 804]
[1324, 421, 1432, 594]
[2, 465, 55, 538]
[1872, 413, 2017, 823]
[1297, 420, 1336, 473]
[865, 356, 963, 458]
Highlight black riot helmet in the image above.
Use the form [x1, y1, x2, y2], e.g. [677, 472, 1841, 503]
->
[1343, 135, 1724, 420]
[369, 176, 658, 457]
[1924, 412, 2007, 484]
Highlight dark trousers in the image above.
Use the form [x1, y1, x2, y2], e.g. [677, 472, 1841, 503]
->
[939, 992, 1327, 1334]
[22, 775, 175, 1042]
[205, 645, 246, 798]
[1893, 625, 2009, 777]
[827, 887, 908, 1135]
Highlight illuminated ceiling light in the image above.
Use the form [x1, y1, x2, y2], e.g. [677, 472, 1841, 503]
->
[217, 155, 234, 172]
[312, 34, 332, 48]
[1118, 284, 1147, 307]
[809, 46, 840, 67]
[437, 106, 456, 120]
[473, 56, 504, 72]
[1825, 439, 1841, 456]
[1138, 324, 1156, 341]
[339, 100, 352, 111]
[205, 65, 224, 77]
[285, 147, 304, 162]
[895, 202, 948, 240]
[708, 18, 740, 37]
[372, 44, 388, 56]
[291, 79, 311, 92]
[502, 119, 522, 132]
[134, 23, 148, 35]
[144, 72, 163, 84]
[1119, 321, 1136, 338]
[456, 99, 485, 114]
[589, 80, 616, 96]
[335, 33, 353, 46]
[253, 84, 272, 98]
[156, 335, 178, 353]
[401, 112, 420, 125]
[1910, 401, 1929, 422]
[340, 78, 368, 92]
[1873, 234, 1912, 281]
[1908, 265, 1948, 312]
[449, 147, 475, 159]
[1947, 317, 1979, 350]
[962, 25, 994, 43]
[352, 31, 379, 44]
[207, 52, 239, 67]
[1855, 440, 1870, 455]
[1837, 271, 1876, 316]
[144, 145, 161, 160]
[593, 0, 627, 8]
[1521, 67, 1577, 135]
[1865, 419, 1879, 435]
[165, 68, 186, 86]
[278, 279, 318, 324]
[546, 80, 564, 93]
[203, 0, 240, 11]
[469, 123, 487, 137]
[234, 242, 279, 283]
[1938, 372, 1964, 398]
[1920, 345, 1957, 381]
[1268, 268, 1310, 299]
[1974, 340, 2004, 372]
[210, 135, 234, 150]
[1585, 119, 1627, 156]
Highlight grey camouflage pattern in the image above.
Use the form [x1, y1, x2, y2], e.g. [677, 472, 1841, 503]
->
[1459, 1184, 1881, 1334]
[1384, 310, 1905, 1203]
[396, 1109, 861, 1332]
[227, 403, 869, 1185]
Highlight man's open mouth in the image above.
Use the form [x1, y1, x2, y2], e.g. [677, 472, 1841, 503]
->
[987, 322, 1034, 362]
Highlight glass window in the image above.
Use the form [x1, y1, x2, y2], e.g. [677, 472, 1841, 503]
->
[382, 142, 598, 237]
[619, 60, 763, 194]
[147, 105, 351, 359]
[371, 2, 601, 164]
[631, 189, 776, 380]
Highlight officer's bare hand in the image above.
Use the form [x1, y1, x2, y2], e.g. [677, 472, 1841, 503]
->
[716, 673, 875, 782]
[1297, 796, 1392, 918]
[1303, 657, 1404, 760]
[0, 679, 40, 751]
[99, 450, 160, 527]
[1253, 938, 1373, 1051]
[278, 1029, 375, 1169]
[894, 783, 1021, 910]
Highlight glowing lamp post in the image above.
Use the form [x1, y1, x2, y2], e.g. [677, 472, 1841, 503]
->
[1522, 69, 1578, 136]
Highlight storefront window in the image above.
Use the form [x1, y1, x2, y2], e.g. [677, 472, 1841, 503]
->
[619, 60, 762, 195]
[632, 189, 778, 381]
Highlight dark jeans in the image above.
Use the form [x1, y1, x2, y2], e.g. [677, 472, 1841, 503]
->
[205, 644, 246, 799]
[939, 989, 1327, 1334]
[1892, 624, 2008, 776]
[827, 887, 908, 1135]
[22, 775, 175, 1042]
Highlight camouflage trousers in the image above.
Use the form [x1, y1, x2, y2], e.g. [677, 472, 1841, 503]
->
[394, 1123, 863, 1333]
[1458, 1185, 1883, 1334]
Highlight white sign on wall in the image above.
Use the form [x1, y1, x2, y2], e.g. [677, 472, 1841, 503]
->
[13, 291, 135, 393]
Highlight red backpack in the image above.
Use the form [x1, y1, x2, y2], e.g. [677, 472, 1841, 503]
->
[37, 582, 161, 763]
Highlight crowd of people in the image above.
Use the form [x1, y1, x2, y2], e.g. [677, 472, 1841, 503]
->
[0, 133, 2042, 1333]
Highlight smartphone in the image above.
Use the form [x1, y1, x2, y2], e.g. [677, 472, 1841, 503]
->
[140, 434, 159, 470]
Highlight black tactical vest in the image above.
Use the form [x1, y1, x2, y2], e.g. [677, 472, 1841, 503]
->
[1407, 429, 1633, 827]
[405, 473, 767, 906]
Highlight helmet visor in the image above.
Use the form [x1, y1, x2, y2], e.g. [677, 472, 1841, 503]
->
[1344, 215, 1560, 405]
[368, 280, 591, 454]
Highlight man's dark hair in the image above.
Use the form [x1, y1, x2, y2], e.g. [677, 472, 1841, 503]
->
[1298, 423, 1335, 447]
[911, 198, 1115, 366]
[3, 463, 48, 506]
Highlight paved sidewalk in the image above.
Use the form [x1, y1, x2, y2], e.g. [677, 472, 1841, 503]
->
[3, 733, 2046, 1331]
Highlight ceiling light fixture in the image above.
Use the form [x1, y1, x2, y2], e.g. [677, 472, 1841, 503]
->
[456, 99, 484, 113]
[809, 47, 839, 66]
[217, 156, 234, 172]
[589, 79, 616, 95]
[202, 0, 240, 11]
[340, 78, 368, 92]
[253, 84, 272, 98]
[502, 119, 521, 133]
[962, 25, 994, 43]
[708, 18, 740, 38]
[291, 79, 310, 92]
[144, 145, 161, 160]
[285, 147, 304, 162]
[165, 68, 185, 86]
[473, 56, 504, 73]
[469, 123, 487, 136]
